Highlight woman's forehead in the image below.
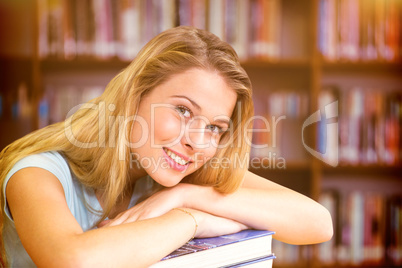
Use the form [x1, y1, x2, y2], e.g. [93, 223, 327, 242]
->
[145, 68, 237, 118]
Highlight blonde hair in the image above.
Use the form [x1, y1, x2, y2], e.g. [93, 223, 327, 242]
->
[0, 26, 253, 265]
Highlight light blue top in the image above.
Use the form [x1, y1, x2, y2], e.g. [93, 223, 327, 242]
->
[2, 151, 160, 267]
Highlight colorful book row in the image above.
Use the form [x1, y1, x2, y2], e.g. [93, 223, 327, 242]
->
[320, 87, 402, 166]
[38, 0, 282, 61]
[38, 85, 104, 128]
[250, 91, 309, 163]
[318, 0, 402, 61]
[319, 190, 402, 266]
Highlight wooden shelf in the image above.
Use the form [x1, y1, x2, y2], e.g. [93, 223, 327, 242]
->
[320, 60, 402, 73]
[0, 56, 34, 90]
[322, 164, 402, 177]
[241, 58, 311, 69]
[0, 55, 33, 62]
[40, 57, 130, 72]
[38, 57, 312, 72]
[249, 161, 310, 171]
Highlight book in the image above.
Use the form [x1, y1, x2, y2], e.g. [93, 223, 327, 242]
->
[150, 229, 275, 268]
[318, 190, 338, 264]
[221, 254, 276, 268]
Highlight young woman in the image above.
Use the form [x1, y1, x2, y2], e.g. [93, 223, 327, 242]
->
[0, 26, 332, 267]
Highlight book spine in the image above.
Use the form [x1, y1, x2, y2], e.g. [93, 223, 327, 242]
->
[37, 0, 49, 58]
[47, 0, 64, 58]
[319, 190, 401, 266]
[318, 191, 337, 264]
[62, 0, 77, 59]
[235, 0, 250, 60]
[208, 0, 225, 40]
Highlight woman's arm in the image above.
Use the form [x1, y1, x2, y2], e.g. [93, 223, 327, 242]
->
[6, 167, 245, 267]
[110, 170, 333, 245]
[182, 170, 333, 245]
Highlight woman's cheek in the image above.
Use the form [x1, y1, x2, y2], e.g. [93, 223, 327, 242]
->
[205, 146, 218, 161]
[196, 147, 217, 165]
[154, 112, 183, 143]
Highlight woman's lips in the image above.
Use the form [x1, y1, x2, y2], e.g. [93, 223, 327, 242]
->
[162, 147, 192, 172]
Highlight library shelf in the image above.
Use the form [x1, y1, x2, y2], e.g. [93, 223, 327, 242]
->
[38, 58, 312, 72]
[322, 165, 402, 177]
[40, 58, 130, 72]
[320, 60, 402, 73]
[240, 58, 311, 69]
[249, 161, 311, 172]
[1, 0, 401, 267]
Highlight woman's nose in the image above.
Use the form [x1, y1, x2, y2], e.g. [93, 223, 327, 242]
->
[181, 119, 209, 151]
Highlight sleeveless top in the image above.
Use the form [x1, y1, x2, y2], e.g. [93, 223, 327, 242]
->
[2, 151, 160, 267]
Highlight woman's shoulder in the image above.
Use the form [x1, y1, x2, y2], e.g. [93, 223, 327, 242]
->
[6, 151, 70, 179]
[4, 151, 73, 199]
[17, 151, 66, 164]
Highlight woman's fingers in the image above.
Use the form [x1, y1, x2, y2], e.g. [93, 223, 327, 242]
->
[98, 211, 133, 228]
[97, 219, 112, 228]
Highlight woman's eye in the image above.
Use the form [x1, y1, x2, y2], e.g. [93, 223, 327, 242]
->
[176, 106, 192, 118]
[206, 125, 223, 134]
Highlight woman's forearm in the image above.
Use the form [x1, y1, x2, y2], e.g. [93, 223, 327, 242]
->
[181, 178, 333, 245]
[53, 209, 196, 268]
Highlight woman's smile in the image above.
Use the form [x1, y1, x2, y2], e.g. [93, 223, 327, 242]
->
[162, 147, 192, 171]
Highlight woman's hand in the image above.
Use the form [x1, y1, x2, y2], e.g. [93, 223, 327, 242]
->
[189, 209, 249, 238]
[100, 205, 248, 239]
[97, 184, 249, 238]
[98, 185, 184, 228]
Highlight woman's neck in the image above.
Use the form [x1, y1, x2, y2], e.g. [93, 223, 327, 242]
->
[96, 164, 149, 219]
[128, 161, 148, 182]
[95, 184, 135, 219]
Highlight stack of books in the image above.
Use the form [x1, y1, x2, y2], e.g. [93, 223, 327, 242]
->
[150, 229, 275, 268]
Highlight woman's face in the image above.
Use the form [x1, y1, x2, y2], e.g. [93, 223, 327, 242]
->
[130, 68, 237, 187]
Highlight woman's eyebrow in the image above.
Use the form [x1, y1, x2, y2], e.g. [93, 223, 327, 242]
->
[170, 95, 201, 111]
[214, 118, 230, 127]
[170, 95, 231, 125]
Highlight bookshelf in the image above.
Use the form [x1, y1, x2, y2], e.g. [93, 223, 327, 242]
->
[0, 0, 401, 267]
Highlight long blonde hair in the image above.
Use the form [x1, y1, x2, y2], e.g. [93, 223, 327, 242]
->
[0, 26, 253, 265]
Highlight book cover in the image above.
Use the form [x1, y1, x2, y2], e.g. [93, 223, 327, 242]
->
[221, 254, 276, 268]
[150, 229, 274, 268]
[219, 254, 276, 268]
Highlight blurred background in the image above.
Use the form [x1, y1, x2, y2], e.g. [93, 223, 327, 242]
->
[0, 0, 401, 267]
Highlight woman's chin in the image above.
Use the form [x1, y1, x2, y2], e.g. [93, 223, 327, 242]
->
[150, 170, 184, 187]
[157, 178, 181, 188]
